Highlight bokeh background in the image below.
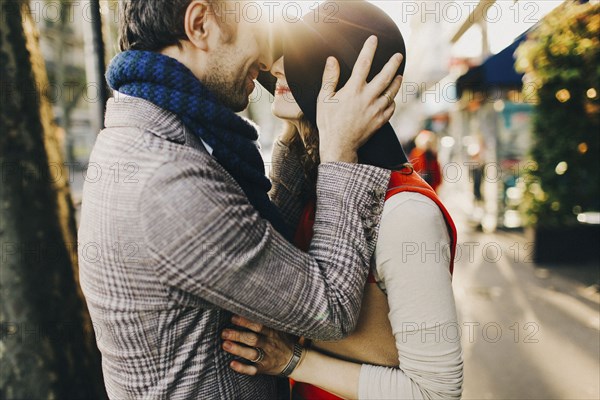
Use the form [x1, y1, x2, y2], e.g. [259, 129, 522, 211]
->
[1, 1, 599, 399]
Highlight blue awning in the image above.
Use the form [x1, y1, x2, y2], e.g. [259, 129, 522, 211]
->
[457, 31, 528, 97]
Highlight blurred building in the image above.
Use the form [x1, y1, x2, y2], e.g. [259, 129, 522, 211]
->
[451, 1, 563, 232]
[388, 0, 564, 231]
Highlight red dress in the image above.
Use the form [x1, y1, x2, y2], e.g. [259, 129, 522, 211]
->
[291, 168, 457, 399]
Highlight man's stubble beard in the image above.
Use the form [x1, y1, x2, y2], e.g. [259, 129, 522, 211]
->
[203, 55, 249, 113]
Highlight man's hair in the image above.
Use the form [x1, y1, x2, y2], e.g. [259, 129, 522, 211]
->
[119, 0, 190, 51]
[119, 0, 228, 51]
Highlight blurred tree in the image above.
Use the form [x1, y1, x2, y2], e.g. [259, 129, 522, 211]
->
[89, 0, 108, 128]
[102, 0, 121, 58]
[516, 1, 600, 227]
[41, 0, 87, 162]
[0, 1, 106, 398]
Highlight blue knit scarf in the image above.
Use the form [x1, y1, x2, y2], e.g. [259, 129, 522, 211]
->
[106, 50, 292, 241]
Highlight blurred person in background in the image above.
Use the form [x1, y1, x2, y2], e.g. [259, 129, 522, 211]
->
[77, 0, 404, 398]
[220, 2, 463, 399]
[409, 130, 443, 193]
[468, 133, 485, 206]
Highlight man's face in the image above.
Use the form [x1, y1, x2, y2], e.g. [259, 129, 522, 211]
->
[202, 10, 270, 112]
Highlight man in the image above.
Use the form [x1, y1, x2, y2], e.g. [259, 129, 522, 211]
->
[78, 0, 402, 398]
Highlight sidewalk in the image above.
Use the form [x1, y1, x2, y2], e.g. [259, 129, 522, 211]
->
[440, 179, 600, 399]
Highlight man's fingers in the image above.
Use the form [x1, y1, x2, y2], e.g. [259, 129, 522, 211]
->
[388, 75, 404, 99]
[230, 360, 258, 376]
[319, 56, 340, 101]
[367, 100, 396, 133]
[232, 315, 264, 333]
[348, 35, 378, 87]
[378, 75, 402, 107]
[368, 53, 403, 97]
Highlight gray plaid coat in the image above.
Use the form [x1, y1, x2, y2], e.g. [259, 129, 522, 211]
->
[78, 95, 390, 399]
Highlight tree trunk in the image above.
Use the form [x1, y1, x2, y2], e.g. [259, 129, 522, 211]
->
[0, 1, 107, 398]
[89, 0, 108, 129]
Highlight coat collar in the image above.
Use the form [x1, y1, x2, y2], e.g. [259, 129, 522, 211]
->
[104, 92, 186, 144]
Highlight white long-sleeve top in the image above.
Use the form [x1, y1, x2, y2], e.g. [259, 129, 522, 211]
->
[358, 192, 464, 399]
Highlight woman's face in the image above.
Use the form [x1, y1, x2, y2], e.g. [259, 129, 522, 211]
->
[270, 56, 303, 121]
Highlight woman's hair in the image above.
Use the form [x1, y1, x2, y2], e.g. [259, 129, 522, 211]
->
[287, 116, 412, 200]
[288, 117, 320, 200]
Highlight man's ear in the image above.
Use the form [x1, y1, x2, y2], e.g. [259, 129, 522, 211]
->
[184, 0, 211, 51]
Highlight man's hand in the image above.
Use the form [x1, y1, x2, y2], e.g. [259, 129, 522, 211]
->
[317, 35, 404, 164]
[222, 315, 296, 376]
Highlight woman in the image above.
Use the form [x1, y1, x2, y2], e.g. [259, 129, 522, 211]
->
[221, 2, 463, 399]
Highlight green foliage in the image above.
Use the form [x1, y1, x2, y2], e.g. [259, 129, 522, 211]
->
[515, 1, 600, 227]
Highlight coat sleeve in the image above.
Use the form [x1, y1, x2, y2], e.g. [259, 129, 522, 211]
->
[140, 158, 390, 340]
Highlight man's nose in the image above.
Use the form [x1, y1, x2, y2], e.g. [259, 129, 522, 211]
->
[258, 37, 274, 72]
[258, 55, 272, 72]
[257, 21, 283, 72]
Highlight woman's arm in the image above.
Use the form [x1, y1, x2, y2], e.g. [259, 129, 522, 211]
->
[291, 349, 362, 399]
[221, 317, 426, 400]
[360, 192, 463, 399]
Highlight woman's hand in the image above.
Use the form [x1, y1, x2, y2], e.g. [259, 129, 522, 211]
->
[317, 35, 404, 164]
[221, 315, 296, 376]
